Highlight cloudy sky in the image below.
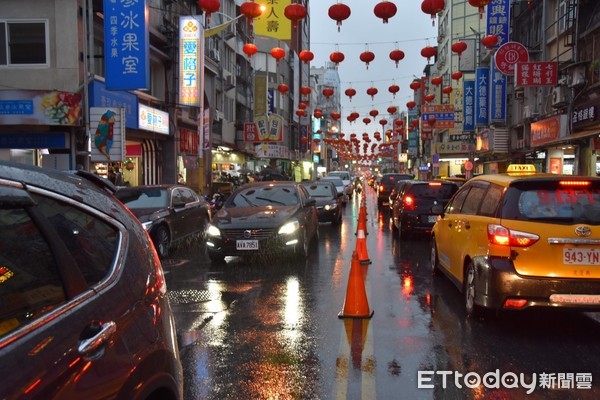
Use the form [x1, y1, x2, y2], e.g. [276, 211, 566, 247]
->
[309, 0, 438, 136]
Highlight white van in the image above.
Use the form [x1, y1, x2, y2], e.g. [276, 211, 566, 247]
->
[327, 171, 353, 196]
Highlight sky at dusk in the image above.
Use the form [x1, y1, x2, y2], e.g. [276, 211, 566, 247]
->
[309, 0, 438, 136]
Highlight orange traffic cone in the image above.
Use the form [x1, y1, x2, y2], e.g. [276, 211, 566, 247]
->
[355, 207, 371, 264]
[339, 251, 374, 319]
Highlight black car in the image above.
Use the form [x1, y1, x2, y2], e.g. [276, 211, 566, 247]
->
[388, 179, 413, 212]
[0, 162, 183, 400]
[301, 181, 343, 224]
[377, 173, 415, 206]
[116, 184, 211, 257]
[391, 180, 459, 239]
[206, 181, 319, 263]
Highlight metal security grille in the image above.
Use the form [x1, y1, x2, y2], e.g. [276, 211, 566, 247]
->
[221, 228, 275, 240]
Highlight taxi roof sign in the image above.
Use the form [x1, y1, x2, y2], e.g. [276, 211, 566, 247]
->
[506, 164, 537, 175]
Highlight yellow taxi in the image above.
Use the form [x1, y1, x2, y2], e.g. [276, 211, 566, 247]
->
[430, 164, 600, 317]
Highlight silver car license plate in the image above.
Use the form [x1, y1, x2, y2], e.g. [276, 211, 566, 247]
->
[236, 240, 259, 250]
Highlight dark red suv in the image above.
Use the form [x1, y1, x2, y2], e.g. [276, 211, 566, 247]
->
[0, 162, 183, 400]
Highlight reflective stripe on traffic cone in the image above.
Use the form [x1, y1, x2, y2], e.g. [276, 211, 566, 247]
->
[338, 251, 374, 319]
[355, 208, 371, 264]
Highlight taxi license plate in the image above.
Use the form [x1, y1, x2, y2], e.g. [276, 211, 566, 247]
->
[550, 294, 600, 305]
[563, 248, 600, 265]
[236, 240, 259, 250]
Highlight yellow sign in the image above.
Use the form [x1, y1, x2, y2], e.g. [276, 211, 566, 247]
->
[254, 0, 291, 40]
[254, 75, 267, 117]
[506, 164, 537, 175]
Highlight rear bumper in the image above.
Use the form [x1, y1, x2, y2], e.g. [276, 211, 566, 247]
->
[473, 256, 600, 311]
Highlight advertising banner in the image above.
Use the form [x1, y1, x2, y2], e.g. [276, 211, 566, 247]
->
[515, 62, 558, 86]
[243, 114, 284, 142]
[104, 0, 149, 90]
[490, 57, 507, 122]
[463, 80, 475, 132]
[138, 104, 169, 134]
[254, 0, 292, 40]
[436, 141, 475, 154]
[421, 104, 455, 129]
[486, 0, 510, 47]
[0, 90, 82, 126]
[531, 115, 568, 147]
[475, 67, 490, 127]
[179, 16, 204, 106]
[90, 107, 125, 162]
[254, 75, 267, 117]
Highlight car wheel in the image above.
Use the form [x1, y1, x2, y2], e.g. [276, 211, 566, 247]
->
[430, 238, 440, 275]
[154, 226, 170, 258]
[208, 251, 225, 264]
[464, 262, 484, 318]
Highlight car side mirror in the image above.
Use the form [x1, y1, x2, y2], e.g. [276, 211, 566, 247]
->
[431, 204, 444, 215]
[305, 198, 316, 207]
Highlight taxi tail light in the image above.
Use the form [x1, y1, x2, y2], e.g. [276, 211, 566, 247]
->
[487, 224, 539, 247]
[403, 195, 416, 211]
[559, 180, 591, 187]
[503, 298, 528, 308]
[379, 184, 384, 192]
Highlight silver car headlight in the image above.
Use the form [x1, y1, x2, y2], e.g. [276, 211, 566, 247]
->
[278, 219, 300, 235]
[206, 224, 222, 238]
[324, 202, 338, 211]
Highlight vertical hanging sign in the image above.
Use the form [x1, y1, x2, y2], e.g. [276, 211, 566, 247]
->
[254, 75, 267, 117]
[463, 80, 475, 132]
[475, 67, 489, 127]
[255, 0, 292, 40]
[490, 58, 507, 122]
[486, 0, 510, 46]
[179, 16, 204, 107]
[104, 0, 150, 90]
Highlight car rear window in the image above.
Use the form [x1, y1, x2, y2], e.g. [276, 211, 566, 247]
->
[502, 180, 600, 224]
[381, 174, 414, 185]
[304, 184, 334, 197]
[407, 183, 458, 199]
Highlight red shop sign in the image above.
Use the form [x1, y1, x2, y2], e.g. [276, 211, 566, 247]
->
[515, 62, 558, 86]
[494, 42, 529, 75]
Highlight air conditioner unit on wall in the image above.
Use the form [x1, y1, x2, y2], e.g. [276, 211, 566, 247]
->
[552, 86, 568, 107]
[210, 49, 220, 62]
[523, 105, 532, 120]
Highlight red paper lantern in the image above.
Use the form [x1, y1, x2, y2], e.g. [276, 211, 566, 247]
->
[240, 1, 263, 28]
[242, 43, 258, 59]
[300, 86, 311, 96]
[284, 3, 307, 27]
[328, 2, 351, 32]
[468, 0, 491, 19]
[374, 1, 397, 24]
[198, 0, 220, 24]
[314, 109, 323, 118]
[387, 106, 397, 114]
[366, 87, 378, 100]
[451, 71, 463, 83]
[409, 80, 421, 91]
[388, 84, 400, 98]
[395, 119, 403, 127]
[299, 50, 314, 63]
[345, 88, 356, 101]
[322, 87, 334, 100]
[482, 34, 499, 50]
[360, 51, 375, 69]
[270, 47, 286, 62]
[443, 86, 453, 95]
[296, 109, 306, 117]
[298, 102, 307, 109]
[379, 119, 388, 127]
[363, 117, 371, 125]
[369, 109, 379, 118]
[277, 83, 289, 95]
[451, 40, 467, 58]
[421, 46, 437, 63]
[424, 93, 435, 103]
[350, 111, 359, 119]
[330, 112, 341, 120]
[329, 51, 345, 66]
[431, 76, 443, 86]
[389, 49, 405, 68]
[421, 0, 444, 26]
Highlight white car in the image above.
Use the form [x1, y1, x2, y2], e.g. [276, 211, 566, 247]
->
[326, 171, 353, 197]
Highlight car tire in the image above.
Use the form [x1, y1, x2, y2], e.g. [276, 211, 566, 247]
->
[464, 262, 484, 318]
[430, 238, 440, 275]
[154, 226, 170, 258]
[295, 232, 309, 258]
[208, 251, 226, 264]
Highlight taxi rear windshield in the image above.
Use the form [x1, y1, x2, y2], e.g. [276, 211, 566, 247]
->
[502, 180, 600, 224]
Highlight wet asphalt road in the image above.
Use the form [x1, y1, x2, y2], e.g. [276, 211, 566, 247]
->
[163, 187, 600, 400]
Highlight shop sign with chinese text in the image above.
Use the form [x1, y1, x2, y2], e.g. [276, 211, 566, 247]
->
[530, 115, 568, 147]
[435, 141, 475, 154]
[515, 62, 558, 86]
[463, 80, 475, 131]
[179, 16, 204, 106]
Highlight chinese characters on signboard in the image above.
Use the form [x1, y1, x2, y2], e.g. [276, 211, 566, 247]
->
[490, 58, 507, 122]
[138, 104, 169, 134]
[463, 80, 475, 132]
[572, 105, 597, 129]
[475, 67, 489, 127]
[515, 62, 558, 86]
[179, 16, 204, 106]
[486, 0, 510, 47]
[421, 105, 455, 129]
[243, 114, 284, 142]
[254, 0, 292, 40]
[104, 0, 149, 90]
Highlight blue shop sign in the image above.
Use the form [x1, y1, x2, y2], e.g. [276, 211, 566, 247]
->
[88, 80, 138, 129]
[463, 80, 475, 132]
[475, 67, 490, 127]
[490, 58, 507, 122]
[0, 132, 67, 149]
[487, 0, 510, 46]
[104, 0, 150, 90]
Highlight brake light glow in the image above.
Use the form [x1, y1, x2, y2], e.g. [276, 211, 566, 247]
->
[487, 224, 539, 247]
[379, 184, 384, 192]
[403, 195, 415, 210]
[503, 298, 528, 308]
[428, 182, 442, 186]
[559, 180, 591, 187]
